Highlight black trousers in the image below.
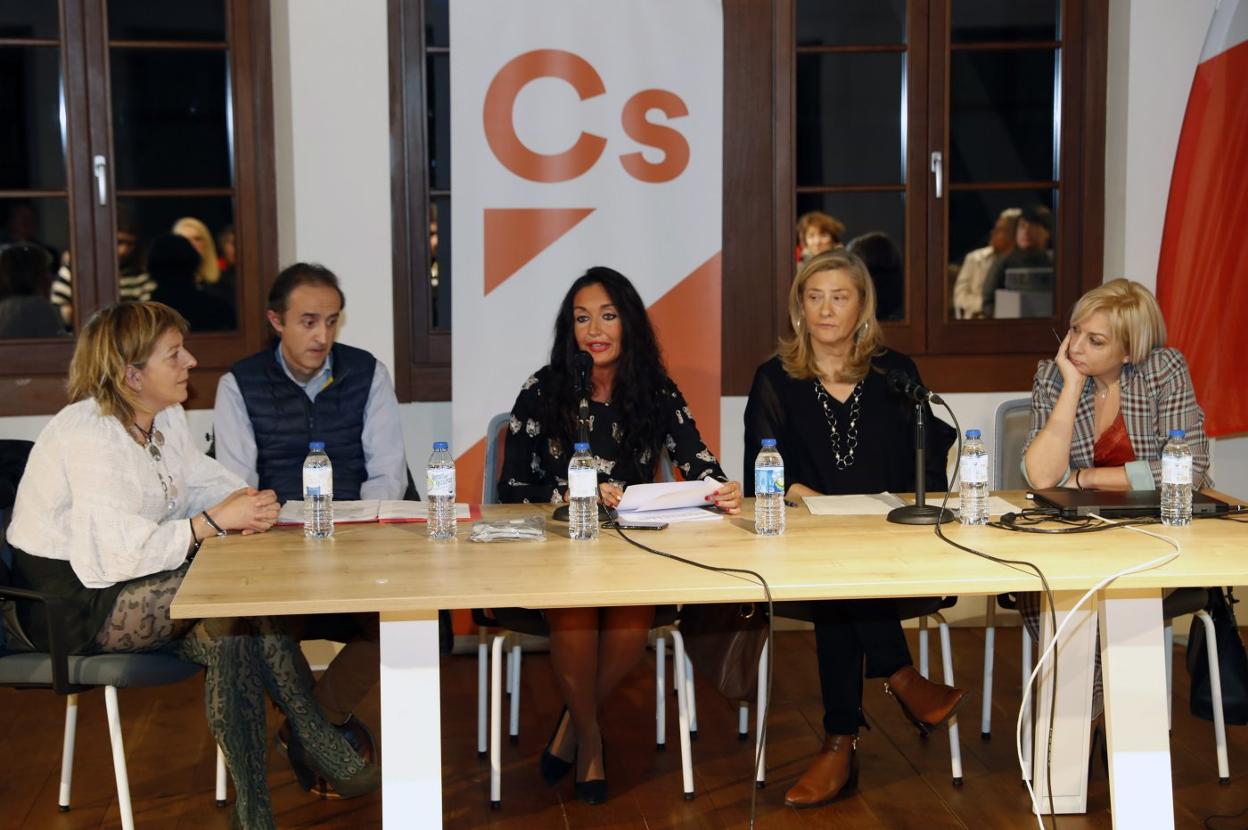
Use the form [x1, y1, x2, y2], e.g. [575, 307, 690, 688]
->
[812, 599, 913, 735]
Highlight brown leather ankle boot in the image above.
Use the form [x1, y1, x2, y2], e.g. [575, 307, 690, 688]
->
[884, 665, 967, 735]
[783, 733, 859, 808]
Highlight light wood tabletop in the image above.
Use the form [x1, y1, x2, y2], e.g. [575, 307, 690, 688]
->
[170, 494, 1248, 619]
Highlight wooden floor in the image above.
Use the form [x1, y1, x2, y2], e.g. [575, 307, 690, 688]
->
[2, 626, 1246, 829]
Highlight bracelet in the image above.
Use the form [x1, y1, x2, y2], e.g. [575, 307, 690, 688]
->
[201, 510, 227, 538]
[1074, 468, 1084, 491]
[188, 518, 202, 559]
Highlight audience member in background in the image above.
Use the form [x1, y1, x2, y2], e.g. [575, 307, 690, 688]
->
[847, 231, 904, 321]
[213, 263, 407, 798]
[117, 206, 155, 302]
[5, 302, 378, 829]
[173, 216, 235, 310]
[743, 250, 965, 810]
[0, 201, 58, 266]
[951, 207, 1021, 319]
[0, 243, 66, 338]
[217, 224, 237, 290]
[147, 234, 235, 332]
[980, 204, 1054, 317]
[498, 266, 741, 805]
[797, 210, 846, 267]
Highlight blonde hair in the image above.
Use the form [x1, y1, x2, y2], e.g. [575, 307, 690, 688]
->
[68, 302, 188, 427]
[1070, 278, 1166, 365]
[173, 216, 221, 286]
[777, 250, 884, 383]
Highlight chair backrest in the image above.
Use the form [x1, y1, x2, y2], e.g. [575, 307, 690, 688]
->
[993, 397, 1033, 490]
[481, 411, 512, 504]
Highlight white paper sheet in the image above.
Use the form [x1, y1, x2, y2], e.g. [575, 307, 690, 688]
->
[615, 479, 721, 513]
[276, 499, 471, 525]
[615, 506, 722, 525]
[801, 493, 905, 516]
[378, 500, 472, 522]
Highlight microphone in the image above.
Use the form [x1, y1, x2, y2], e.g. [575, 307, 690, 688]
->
[887, 369, 943, 406]
[572, 351, 593, 396]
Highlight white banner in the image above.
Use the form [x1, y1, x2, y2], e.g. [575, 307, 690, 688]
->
[451, 0, 723, 500]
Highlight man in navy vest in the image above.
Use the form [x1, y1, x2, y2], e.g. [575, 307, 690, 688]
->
[213, 262, 406, 797]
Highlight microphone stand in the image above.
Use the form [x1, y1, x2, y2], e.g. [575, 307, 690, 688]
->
[887, 401, 955, 525]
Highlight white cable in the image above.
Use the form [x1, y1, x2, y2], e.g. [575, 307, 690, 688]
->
[1017, 517, 1182, 829]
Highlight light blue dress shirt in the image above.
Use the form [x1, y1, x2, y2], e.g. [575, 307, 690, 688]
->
[213, 344, 407, 500]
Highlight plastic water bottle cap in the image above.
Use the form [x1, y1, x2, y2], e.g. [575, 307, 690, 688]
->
[761, 438, 777, 447]
[573, 442, 590, 452]
[965, 429, 981, 439]
[1169, 429, 1184, 439]
[308, 441, 325, 451]
[433, 441, 449, 450]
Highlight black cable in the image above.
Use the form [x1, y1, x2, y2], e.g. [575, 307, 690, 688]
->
[932, 403, 1060, 830]
[1203, 803, 1248, 830]
[610, 525, 774, 830]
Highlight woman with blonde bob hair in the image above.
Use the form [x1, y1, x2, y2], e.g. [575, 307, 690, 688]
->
[7, 302, 379, 828]
[744, 250, 965, 810]
[172, 216, 221, 286]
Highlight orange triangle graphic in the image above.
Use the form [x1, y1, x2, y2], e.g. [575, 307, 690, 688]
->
[483, 208, 594, 295]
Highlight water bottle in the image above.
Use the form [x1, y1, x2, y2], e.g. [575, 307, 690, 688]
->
[426, 441, 457, 539]
[567, 442, 599, 541]
[754, 439, 785, 536]
[1161, 429, 1192, 527]
[302, 441, 334, 538]
[959, 429, 990, 525]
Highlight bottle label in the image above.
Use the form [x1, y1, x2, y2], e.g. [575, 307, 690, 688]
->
[568, 467, 597, 498]
[755, 466, 784, 495]
[427, 467, 455, 497]
[303, 466, 333, 499]
[1162, 455, 1192, 486]
[961, 455, 988, 485]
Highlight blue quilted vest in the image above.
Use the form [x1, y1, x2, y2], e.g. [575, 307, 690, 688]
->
[230, 343, 374, 503]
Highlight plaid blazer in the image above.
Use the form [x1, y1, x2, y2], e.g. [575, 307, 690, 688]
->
[1021, 346, 1211, 489]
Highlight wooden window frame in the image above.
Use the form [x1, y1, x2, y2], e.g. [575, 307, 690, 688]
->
[0, 0, 278, 417]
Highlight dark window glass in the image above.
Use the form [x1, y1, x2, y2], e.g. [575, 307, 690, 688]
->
[796, 0, 905, 47]
[428, 54, 450, 191]
[107, 0, 226, 42]
[952, 0, 1059, 43]
[947, 188, 1057, 320]
[949, 49, 1057, 184]
[0, 1, 59, 39]
[796, 52, 905, 187]
[797, 191, 906, 321]
[425, 0, 448, 48]
[120, 195, 236, 323]
[110, 49, 233, 189]
[0, 47, 66, 190]
[0, 196, 72, 338]
[430, 195, 449, 331]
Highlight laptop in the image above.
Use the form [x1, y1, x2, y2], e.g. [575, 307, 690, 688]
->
[1029, 488, 1232, 519]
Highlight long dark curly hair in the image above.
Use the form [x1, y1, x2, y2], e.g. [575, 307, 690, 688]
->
[541, 267, 671, 463]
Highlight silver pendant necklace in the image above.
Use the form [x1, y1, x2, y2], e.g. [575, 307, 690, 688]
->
[813, 379, 863, 470]
[133, 420, 178, 516]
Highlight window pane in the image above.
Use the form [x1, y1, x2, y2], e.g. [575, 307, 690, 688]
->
[797, 191, 906, 322]
[947, 188, 1057, 320]
[119, 196, 237, 331]
[796, 0, 905, 47]
[430, 196, 449, 331]
[425, 0, 448, 48]
[0, 1, 59, 39]
[107, 0, 226, 42]
[949, 49, 1057, 184]
[0, 197, 72, 339]
[952, 0, 1059, 43]
[110, 49, 233, 189]
[0, 47, 66, 190]
[428, 54, 450, 191]
[796, 52, 905, 187]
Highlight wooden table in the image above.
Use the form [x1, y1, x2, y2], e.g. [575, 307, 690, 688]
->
[171, 495, 1248, 828]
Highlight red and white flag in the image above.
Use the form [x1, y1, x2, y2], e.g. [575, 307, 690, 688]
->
[1157, 0, 1248, 436]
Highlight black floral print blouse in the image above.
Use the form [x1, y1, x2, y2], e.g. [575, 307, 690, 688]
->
[497, 365, 726, 504]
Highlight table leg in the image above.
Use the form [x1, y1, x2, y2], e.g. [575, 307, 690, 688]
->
[1032, 589, 1098, 814]
[380, 611, 442, 826]
[1098, 589, 1173, 830]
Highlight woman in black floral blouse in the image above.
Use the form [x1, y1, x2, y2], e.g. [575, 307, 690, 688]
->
[498, 266, 740, 804]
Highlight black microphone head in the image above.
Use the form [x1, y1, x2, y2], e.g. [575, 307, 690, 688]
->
[572, 351, 594, 373]
[886, 369, 912, 396]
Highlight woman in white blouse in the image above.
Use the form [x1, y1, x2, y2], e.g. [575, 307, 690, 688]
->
[7, 302, 378, 830]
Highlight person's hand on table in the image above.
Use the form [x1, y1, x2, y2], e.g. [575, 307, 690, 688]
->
[209, 487, 280, 535]
[598, 482, 624, 509]
[707, 479, 742, 514]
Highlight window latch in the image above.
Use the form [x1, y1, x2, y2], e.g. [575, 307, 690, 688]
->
[930, 151, 943, 200]
[93, 155, 108, 207]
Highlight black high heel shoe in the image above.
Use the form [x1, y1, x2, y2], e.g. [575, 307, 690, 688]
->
[540, 707, 575, 786]
[574, 737, 607, 805]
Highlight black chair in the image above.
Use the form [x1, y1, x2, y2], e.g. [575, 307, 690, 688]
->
[0, 439, 227, 830]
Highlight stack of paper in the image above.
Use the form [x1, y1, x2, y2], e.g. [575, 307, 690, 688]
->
[613, 480, 723, 526]
[276, 500, 473, 526]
